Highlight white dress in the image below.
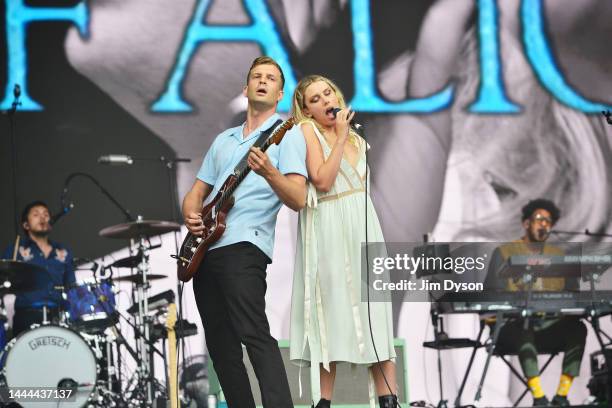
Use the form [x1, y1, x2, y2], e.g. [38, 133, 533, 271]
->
[289, 121, 395, 404]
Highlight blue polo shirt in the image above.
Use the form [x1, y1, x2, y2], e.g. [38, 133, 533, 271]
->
[197, 114, 307, 259]
[2, 237, 76, 309]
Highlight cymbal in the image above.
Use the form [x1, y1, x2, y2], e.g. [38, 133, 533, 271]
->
[99, 220, 180, 239]
[0, 260, 49, 292]
[113, 274, 167, 284]
[110, 252, 143, 269]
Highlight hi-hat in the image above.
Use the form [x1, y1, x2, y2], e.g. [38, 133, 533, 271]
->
[99, 220, 180, 239]
[0, 260, 49, 292]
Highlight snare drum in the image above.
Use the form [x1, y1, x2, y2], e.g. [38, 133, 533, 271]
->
[66, 281, 117, 332]
[2, 324, 97, 407]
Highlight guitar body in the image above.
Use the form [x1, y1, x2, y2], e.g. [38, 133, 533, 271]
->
[175, 117, 295, 282]
[176, 177, 235, 282]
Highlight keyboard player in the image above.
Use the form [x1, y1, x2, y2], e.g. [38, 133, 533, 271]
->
[485, 199, 586, 407]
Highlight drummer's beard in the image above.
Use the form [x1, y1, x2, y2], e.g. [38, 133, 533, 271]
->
[29, 224, 51, 239]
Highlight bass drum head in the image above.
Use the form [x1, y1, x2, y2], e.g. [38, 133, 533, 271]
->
[3, 325, 97, 408]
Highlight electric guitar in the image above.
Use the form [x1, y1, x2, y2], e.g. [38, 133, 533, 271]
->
[166, 303, 178, 408]
[176, 118, 296, 282]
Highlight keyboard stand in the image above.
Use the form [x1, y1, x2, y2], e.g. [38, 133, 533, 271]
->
[453, 322, 486, 407]
[475, 311, 508, 401]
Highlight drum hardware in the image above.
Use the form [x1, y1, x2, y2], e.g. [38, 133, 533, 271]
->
[83, 257, 174, 406]
[110, 308, 167, 360]
[41, 305, 49, 325]
[99, 216, 180, 406]
[97, 154, 192, 406]
[83, 329, 126, 403]
[99, 303, 174, 406]
[78, 280, 163, 406]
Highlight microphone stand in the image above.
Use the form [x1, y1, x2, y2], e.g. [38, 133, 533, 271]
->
[142, 155, 191, 408]
[102, 155, 191, 404]
[99, 155, 189, 226]
[159, 156, 191, 393]
[61, 172, 135, 222]
[4, 85, 21, 237]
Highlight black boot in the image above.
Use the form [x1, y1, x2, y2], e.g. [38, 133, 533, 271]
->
[379, 394, 398, 408]
[312, 398, 331, 408]
[551, 395, 569, 406]
[533, 396, 550, 406]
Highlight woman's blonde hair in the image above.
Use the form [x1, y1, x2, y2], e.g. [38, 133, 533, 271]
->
[291, 75, 360, 147]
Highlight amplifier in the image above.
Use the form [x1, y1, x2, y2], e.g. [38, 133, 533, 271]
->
[587, 349, 612, 405]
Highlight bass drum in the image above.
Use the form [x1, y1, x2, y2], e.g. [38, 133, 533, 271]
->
[2, 324, 97, 407]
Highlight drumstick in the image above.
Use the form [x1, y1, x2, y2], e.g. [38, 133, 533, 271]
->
[12, 235, 20, 261]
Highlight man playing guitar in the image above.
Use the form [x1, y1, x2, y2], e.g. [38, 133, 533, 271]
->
[182, 56, 307, 408]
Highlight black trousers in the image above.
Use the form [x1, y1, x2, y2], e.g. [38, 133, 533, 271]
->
[193, 242, 293, 408]
[494, 317, 587, 378]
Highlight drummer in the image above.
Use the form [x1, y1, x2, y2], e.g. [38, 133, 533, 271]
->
[1, 201, 76, 336]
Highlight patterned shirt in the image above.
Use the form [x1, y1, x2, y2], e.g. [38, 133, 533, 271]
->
[2, 237, 76, 309]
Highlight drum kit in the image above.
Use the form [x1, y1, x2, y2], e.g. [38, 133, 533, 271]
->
[0, 218, 196, 408]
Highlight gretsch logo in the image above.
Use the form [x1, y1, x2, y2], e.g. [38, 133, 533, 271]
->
[28, 336, 71, 351]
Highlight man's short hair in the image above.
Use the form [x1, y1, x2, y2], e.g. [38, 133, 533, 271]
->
[521, 198, 561, 225]
[246, 56, 285, 88]
[21, 200, 49, 226]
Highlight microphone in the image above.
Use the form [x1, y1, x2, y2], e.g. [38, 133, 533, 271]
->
[331, 107, 362, 131]
[50, 203, 74, 225]
[602, 110, 612, 125]
[537, 227, 551, 241]
[98, 154, 134, 165]
[6, 84, 22, 113]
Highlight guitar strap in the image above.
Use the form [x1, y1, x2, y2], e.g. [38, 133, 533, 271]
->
[233, 119, 283, 174]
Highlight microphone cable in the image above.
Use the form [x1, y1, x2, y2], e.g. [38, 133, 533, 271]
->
[359, 123, 401, 407]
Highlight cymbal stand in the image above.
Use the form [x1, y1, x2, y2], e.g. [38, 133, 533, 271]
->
[127, 226, 156, 406]
[107, 313, 165, 405]
[430, 308, 448, 408]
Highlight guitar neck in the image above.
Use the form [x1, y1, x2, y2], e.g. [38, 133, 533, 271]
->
[233, 137, 274, 184]
[167, 303, 178, 408]
[214, 119, 293, 212]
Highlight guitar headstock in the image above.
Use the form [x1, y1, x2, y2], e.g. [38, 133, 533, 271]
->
[269, 117, 295, 145]
[166, 303, 177, 330]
